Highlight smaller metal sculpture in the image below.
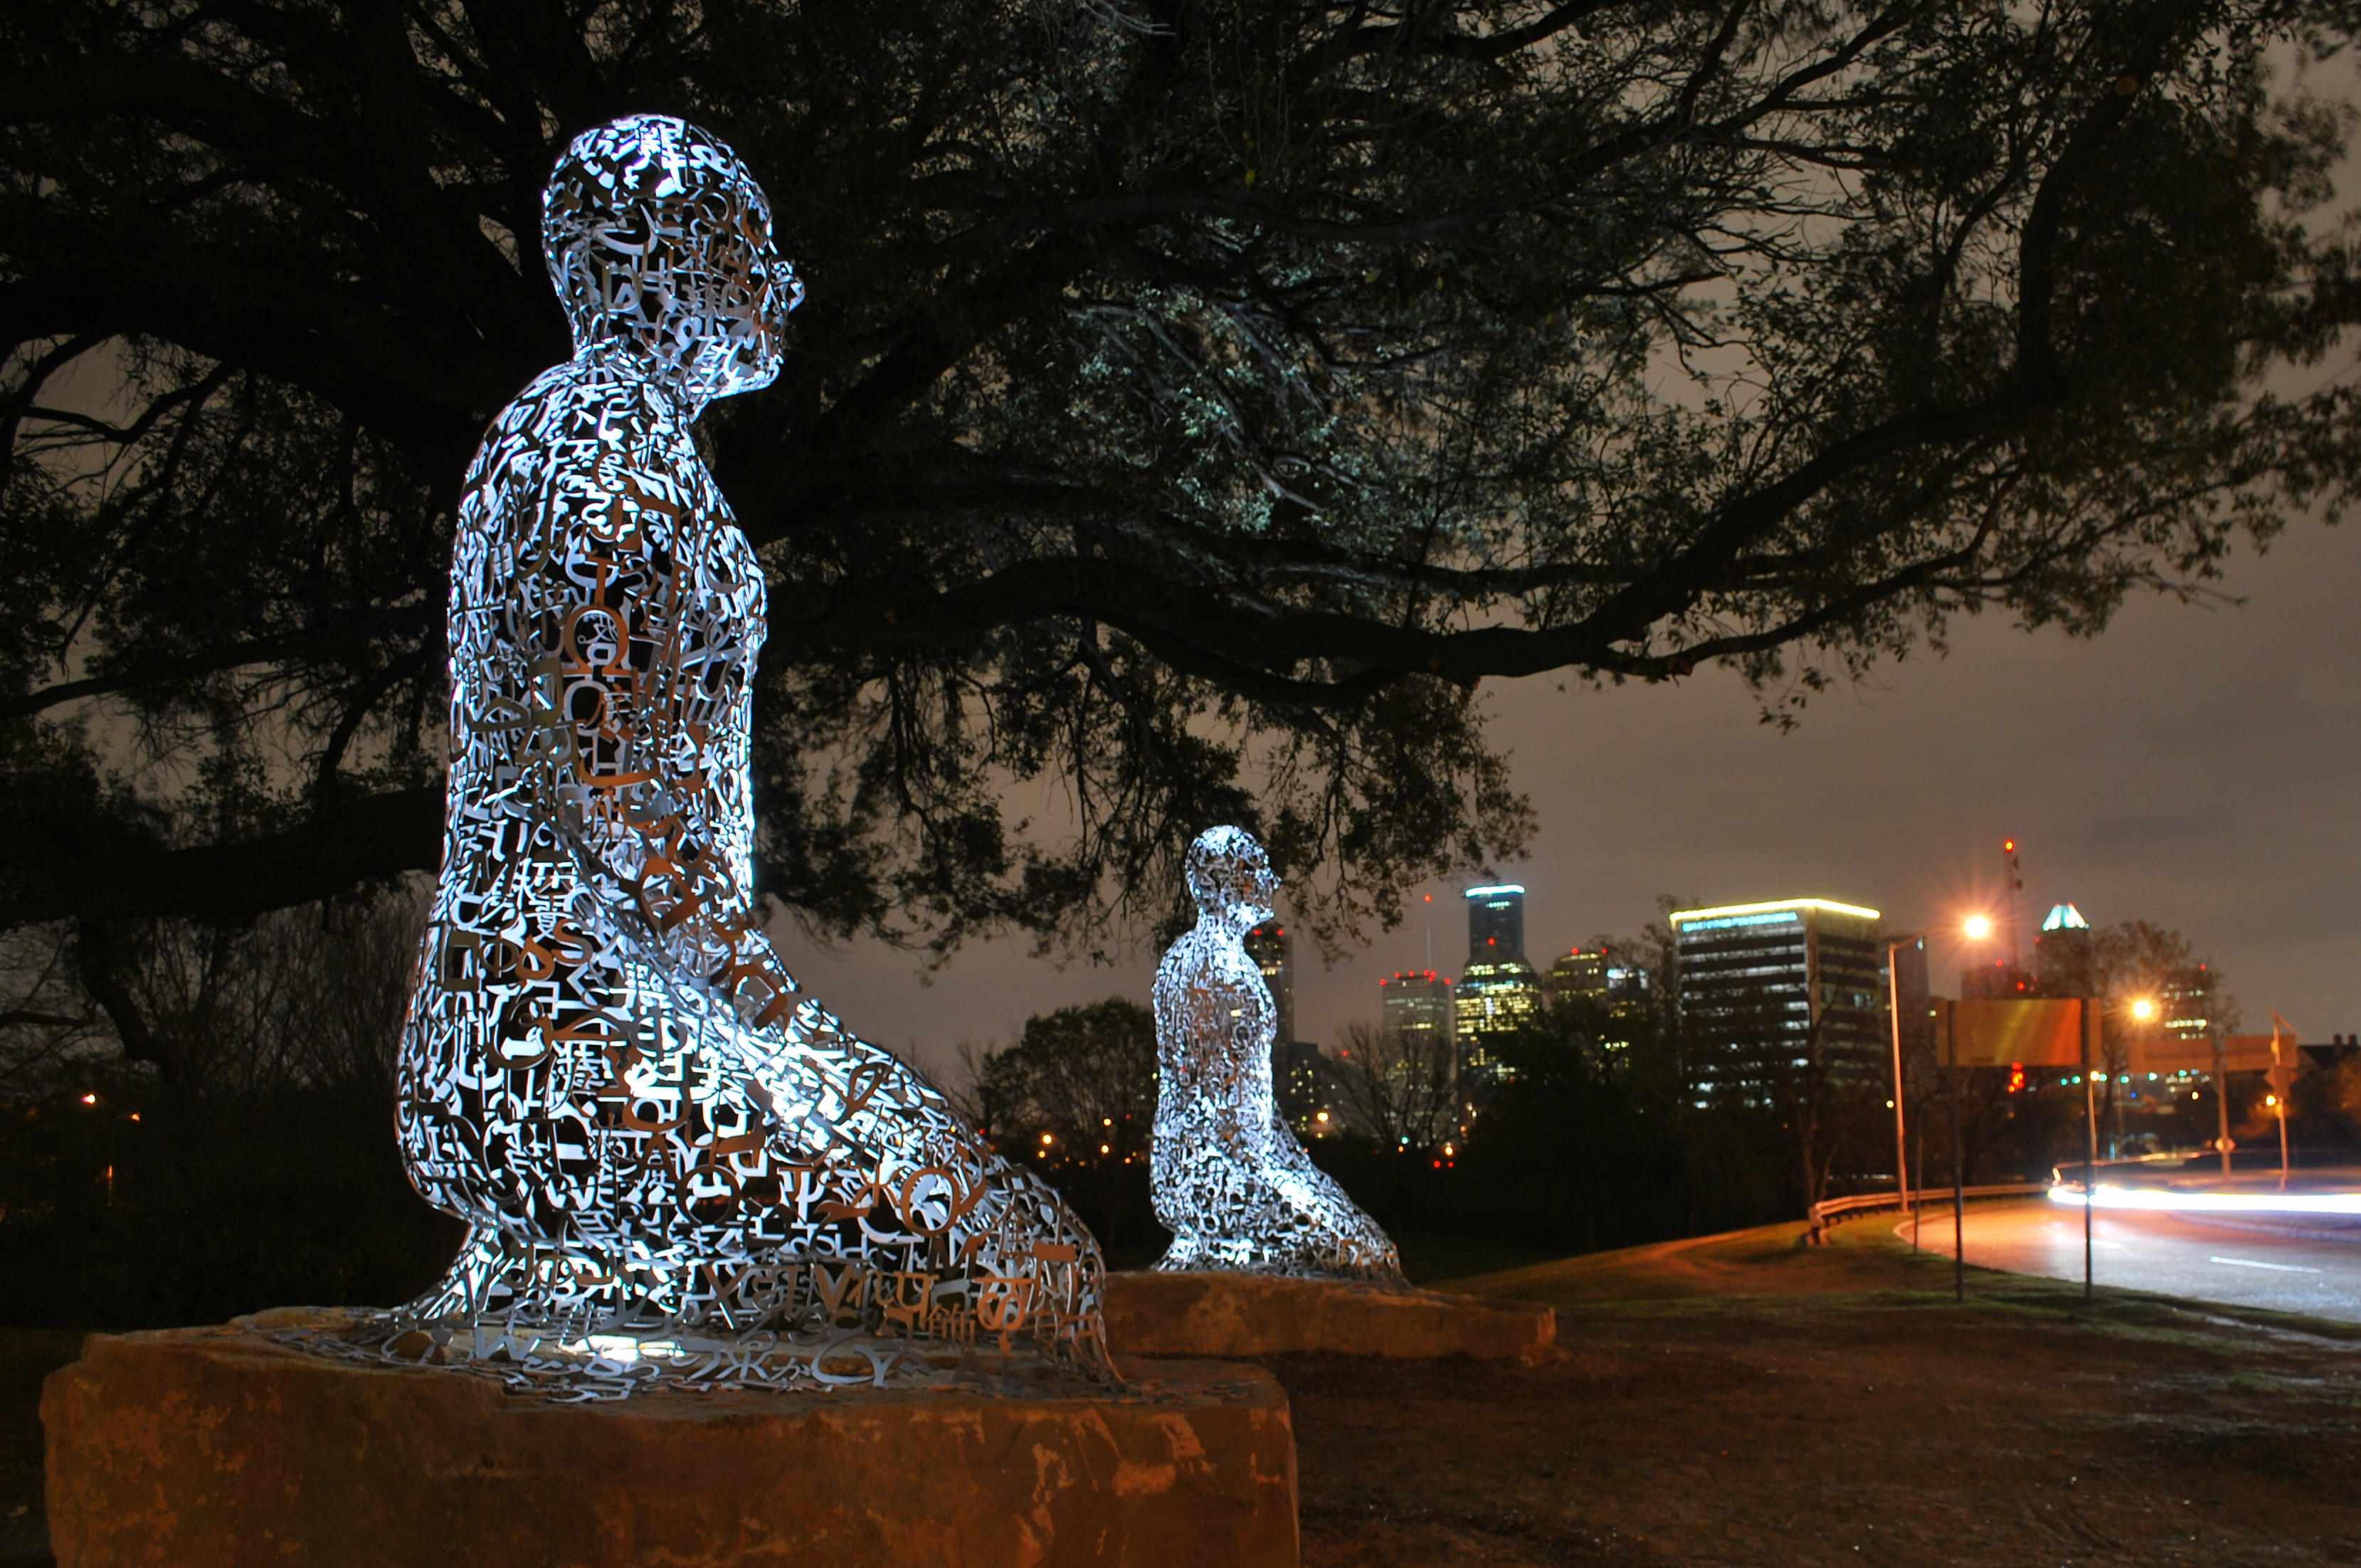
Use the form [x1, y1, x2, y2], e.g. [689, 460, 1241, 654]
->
[1151, 827, 1405, 1284]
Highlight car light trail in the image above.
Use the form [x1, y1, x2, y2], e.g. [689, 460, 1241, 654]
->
[2049, 1184, 2361, 1217]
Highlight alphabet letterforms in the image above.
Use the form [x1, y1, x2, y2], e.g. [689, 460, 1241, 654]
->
[1152, 827, 1405, 1284]
[300, 116, 1108, 1397]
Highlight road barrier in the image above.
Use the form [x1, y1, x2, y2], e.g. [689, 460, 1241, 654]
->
[1805, 1182, 2051, 1245]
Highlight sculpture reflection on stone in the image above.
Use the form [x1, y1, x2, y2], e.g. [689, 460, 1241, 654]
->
[1151, 827, 1405, 1286]
[303, 115, 1107, 1396]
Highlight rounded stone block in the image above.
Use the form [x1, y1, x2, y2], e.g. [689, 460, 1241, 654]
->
[41, 1325, 1298, 1568]
[1103, 1271, 1554, 1362]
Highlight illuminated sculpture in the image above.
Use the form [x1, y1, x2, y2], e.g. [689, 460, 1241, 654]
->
[388, 115, 1104, 1393]
[1151, 827, 1405, 1284]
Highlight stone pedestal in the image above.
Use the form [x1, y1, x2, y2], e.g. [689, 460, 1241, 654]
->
[1104, 1271, 1554, 1362]
[41, 1323, 1298, 1568]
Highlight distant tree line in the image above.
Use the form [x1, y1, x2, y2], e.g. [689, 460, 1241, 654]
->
[0, 886, 458, 1328]
[9, 889, 2350, 1326]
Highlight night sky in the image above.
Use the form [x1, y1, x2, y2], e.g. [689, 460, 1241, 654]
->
[773, 55, 2361, 1083]
[775, 507, 2361, 1079]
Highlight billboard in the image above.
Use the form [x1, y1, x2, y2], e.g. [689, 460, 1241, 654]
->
[2128, 1032, 2298, 1076]
[1937, 998, 2092, 1068]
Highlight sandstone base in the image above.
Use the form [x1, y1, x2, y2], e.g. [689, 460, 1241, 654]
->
[42, 1323, 1297, 1568]
[1104, 1271, 1554, 1362]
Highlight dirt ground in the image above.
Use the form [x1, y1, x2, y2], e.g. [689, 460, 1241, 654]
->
[5, 1220, 2357, 1565]
[1289, 1221, 2361, 1567]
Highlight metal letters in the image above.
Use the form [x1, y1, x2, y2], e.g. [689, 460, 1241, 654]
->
[1152, 827, 1404, 1284]
[347, 115, 1106, 1395]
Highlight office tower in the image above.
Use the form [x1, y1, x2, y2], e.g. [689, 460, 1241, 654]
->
[2156, 964, 2218, 1044]
[1456, 884, 1542, 1084]
[1546, 944, 1656, 1054]
[1244, 920, 1296, 1051]
[1544, 947, 1608, 999]
[2027, 901, 2091, 997]
[1380, 970, 1456, 1059]
[1670, 899, 1884, 1098]
[1272, 1039, 1332, 1136]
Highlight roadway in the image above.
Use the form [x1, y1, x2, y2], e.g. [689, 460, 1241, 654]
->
[1895, 1195, 2361, 1323]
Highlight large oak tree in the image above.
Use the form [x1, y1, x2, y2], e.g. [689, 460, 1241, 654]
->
[6, 0, 2359, 979]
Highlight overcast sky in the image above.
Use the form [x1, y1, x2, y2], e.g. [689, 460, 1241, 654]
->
[775, 509, 2361, 1078]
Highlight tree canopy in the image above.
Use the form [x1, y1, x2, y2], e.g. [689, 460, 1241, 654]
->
[7, 0, 2358, 961]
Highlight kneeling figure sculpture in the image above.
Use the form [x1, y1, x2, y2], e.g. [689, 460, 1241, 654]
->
[1152, 827, 1405, 1285]
[385, 115, 1104, 1393]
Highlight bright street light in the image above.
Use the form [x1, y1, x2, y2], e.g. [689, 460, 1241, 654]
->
[2130, 997, 2157, 1022]
[1962, 913, 1992, 941]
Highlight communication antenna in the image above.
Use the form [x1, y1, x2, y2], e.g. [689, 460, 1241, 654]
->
[2002, 837, 2024, 966]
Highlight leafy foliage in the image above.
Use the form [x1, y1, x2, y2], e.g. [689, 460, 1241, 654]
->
[968, 997, 1161, 1248]
[6, 0, 2360, 969]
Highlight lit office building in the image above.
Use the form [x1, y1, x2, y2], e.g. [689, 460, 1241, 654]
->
[1244, 920, 1296, 1051]
[1272, 1039, 1331, 1135]
[1456, 884, 1543, 1084]
[2025, 901, 2091, 997]
[1380, 970, 1456, 1061]
[2157, 964, 2219, 1043]
[1545, 947, 1607, 998]
[1670, 899, 1884, 1098]
[1546, 945, 1655, 1005]
[1546, 944, 1656, 1052]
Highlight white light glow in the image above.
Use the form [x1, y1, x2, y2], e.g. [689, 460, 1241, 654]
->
[1153, 827, 1404, 1285]
[2049, 1184, 2361, 1217]
[381, 114, 1106, 1397]
[1670, 898, 1881, 925]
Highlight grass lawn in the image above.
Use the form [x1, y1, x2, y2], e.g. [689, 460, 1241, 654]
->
[1280, 1219, 2361, 1564]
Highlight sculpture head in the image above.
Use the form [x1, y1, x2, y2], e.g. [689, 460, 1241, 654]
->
[1185, 826, 1279, 932]
[542, 114, 803, 410]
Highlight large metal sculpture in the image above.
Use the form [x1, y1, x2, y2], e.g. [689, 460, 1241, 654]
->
[384, 115, 1106, 1394]
[1152, 827, 1405, 1284]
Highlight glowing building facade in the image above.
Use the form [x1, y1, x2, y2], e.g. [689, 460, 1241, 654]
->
[1545, 945, 1656, 1051]
[1380, 970, 1456, 1061]
[1671, 899, 1884, 1100]
[1455, 884, 1542, 1084]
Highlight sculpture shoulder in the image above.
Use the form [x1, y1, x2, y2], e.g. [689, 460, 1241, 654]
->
[462, 358, 696, 514]
[1155, 928, 1262, 1000]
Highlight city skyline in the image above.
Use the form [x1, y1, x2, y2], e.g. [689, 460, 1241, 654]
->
[773, 517, 2360, 1080]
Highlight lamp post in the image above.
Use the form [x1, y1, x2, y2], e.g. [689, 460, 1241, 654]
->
[2210, 1018, 2233, 1177]
[1884, 934, 1918, 1239]
[1888, 916, 1990, 1258]
[2125, 996, 2156, 1167]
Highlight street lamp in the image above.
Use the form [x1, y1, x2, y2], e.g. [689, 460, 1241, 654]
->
[1886, 913, 1994, 1270]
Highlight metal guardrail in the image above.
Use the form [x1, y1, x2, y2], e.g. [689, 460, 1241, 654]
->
[1805, 1182, 2051, 1244]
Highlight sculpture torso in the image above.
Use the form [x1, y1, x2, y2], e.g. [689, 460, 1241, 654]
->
[439, 344, 761, 954]
[1152, 926, 1276, 1148]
